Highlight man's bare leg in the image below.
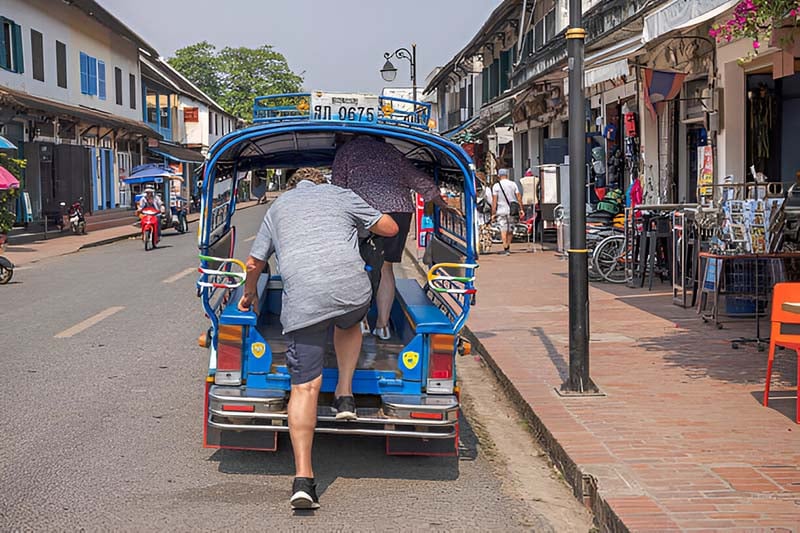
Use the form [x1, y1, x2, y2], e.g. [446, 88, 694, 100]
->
[333, 323, 362, 397]
[288, 375, 322, 478]
[503, 229, 512, 252]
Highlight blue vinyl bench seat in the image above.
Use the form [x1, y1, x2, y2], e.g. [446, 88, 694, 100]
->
[394, 278, 452, 333]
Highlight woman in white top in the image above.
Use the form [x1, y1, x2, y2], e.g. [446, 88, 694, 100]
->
[491, 168, 524, 255]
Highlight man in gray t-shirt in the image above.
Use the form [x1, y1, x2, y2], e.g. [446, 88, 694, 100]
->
[237, 167, 398, 510]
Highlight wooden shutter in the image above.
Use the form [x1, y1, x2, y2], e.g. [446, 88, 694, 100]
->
[11, 21, 22, 73]
[80, 52, 89, 93]
[97, 60, 106, 99]
[0, 20, 9, 71]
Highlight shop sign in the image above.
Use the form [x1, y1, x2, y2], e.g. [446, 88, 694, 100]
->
[183, 107, 199, 123]
[698, 145, 713, 201]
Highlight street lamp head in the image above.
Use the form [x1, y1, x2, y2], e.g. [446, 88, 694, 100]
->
[380, 59, 397, 82]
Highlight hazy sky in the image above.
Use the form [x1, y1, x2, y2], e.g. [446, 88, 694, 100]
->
[98, 0, 500, 94]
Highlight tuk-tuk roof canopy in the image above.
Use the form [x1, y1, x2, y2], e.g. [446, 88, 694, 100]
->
[208, 122, 474, 177]
[205, 92, 475, 178]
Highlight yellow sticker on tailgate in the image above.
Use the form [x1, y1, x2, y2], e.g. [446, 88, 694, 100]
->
[251, 342, 266, 358]
[402, 351, 419, 370]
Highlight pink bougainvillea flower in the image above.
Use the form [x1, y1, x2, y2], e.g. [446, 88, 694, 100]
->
[753, 40, 760, 49]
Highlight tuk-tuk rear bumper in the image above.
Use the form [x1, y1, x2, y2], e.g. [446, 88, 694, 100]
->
[208, 385, 459, 439]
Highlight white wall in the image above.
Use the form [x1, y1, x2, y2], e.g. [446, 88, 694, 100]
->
[0, 0, 141, 122]
[638, 93, 660, 203]
[175, 94, 209, 148]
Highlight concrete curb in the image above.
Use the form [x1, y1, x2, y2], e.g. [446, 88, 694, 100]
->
[78, 231, 140, 250]
[402, 245, 618, 532]
[16, 201, 262, 264]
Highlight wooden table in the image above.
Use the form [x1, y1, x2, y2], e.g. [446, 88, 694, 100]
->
[782, 302, 800, 314]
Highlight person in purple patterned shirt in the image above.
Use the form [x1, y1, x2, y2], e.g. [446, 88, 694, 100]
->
[332, 134, 450, 340]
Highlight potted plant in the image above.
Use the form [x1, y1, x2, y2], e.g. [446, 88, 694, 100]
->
[710, 0, 800, 61]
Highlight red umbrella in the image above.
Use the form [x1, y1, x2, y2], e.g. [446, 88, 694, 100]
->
[0, 165, 20, 190]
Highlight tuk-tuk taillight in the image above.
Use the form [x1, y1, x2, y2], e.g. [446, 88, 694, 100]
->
[216, 325, 243, 385]
[429, 334, 455, 380]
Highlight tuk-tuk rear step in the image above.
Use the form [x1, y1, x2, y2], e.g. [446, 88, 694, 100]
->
[208, 418, 457, 439]
[210, 406, 457, 426]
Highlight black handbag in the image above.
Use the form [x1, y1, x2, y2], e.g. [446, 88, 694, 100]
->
[497, 181, 520, 217]
[359, 235, 384, 300]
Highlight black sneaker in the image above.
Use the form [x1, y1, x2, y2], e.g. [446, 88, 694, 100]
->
[290, 477, 320, 510]
[333, 395, 357, 421]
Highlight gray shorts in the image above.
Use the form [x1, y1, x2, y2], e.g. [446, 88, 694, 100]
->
[495, 214, 512, 232]
[285, 304, 370, 385]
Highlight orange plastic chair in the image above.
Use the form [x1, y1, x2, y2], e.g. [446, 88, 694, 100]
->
[763, 282, 800, 423]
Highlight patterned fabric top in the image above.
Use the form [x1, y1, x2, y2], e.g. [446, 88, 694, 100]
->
[331, 135, 440, 213]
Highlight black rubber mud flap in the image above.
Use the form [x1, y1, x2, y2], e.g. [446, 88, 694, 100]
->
[202, 382, 279, 452]
[205, 424, 279, 452]
[385, 424, 459, 457]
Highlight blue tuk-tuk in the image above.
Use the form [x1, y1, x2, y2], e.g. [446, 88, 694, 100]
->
[198, 92, 477, 456]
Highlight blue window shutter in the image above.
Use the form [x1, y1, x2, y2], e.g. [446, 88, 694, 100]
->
[97, 60, 106, 100]
[88, 56, 97, 96]
[11, 22, 22, 73]
[0, 21, 8, 71]
[80, 52, 88, 94]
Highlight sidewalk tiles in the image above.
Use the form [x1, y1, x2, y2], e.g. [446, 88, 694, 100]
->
[453, 244, 800, 532]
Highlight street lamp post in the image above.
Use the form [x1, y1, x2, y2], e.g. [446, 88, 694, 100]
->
[561, 0, 597, 394]
[380, 44, 417, 102]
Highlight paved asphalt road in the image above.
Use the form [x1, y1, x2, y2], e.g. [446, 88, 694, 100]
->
[0, 206, 590, 531]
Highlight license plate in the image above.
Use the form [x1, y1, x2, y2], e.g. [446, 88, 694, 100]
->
[310, 92, 379, 123]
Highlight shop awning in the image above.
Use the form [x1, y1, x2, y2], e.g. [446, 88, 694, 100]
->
[123, 163, 184, 184]
[148, 142, 205, 163]
[585, 59, 631, 87]
[0, 87, 161, 139]
[585, 37, 644, 68]
[472, 112, 512, 138]
[564, 36, 643, 91]
[643, 0, 738, 43]
[443, 115, 480, 139]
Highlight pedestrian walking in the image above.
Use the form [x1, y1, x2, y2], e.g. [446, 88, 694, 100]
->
[491, 168, 524, 255]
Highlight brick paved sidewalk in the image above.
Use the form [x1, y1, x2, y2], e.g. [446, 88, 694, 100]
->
[4, 200, 259, 268]
[451, 243, 800, 531]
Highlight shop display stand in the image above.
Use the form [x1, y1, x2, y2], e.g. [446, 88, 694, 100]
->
[698, 253, 799, 351]
[728, 256, 768, 352]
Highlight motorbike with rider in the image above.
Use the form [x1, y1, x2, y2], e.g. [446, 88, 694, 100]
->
[136, 187, 163, 249]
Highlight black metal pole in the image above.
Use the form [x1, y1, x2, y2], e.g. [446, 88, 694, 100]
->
[562, 0, 595, 393]
[411, 44, 417, 103]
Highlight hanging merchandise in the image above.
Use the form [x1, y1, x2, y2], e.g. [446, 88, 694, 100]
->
[607, 147, 623, 189]
[591, 146, 606, 189]
[623, 111, 640, 196]
[624, 112, 638, 137]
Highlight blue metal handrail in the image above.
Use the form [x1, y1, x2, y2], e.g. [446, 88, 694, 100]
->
[252, 93, 433, 131]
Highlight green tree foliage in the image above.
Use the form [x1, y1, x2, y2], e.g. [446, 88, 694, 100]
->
[167, 42, 303, 121]
[0, 153, 25, 234]
[167, 41, 222, 101]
